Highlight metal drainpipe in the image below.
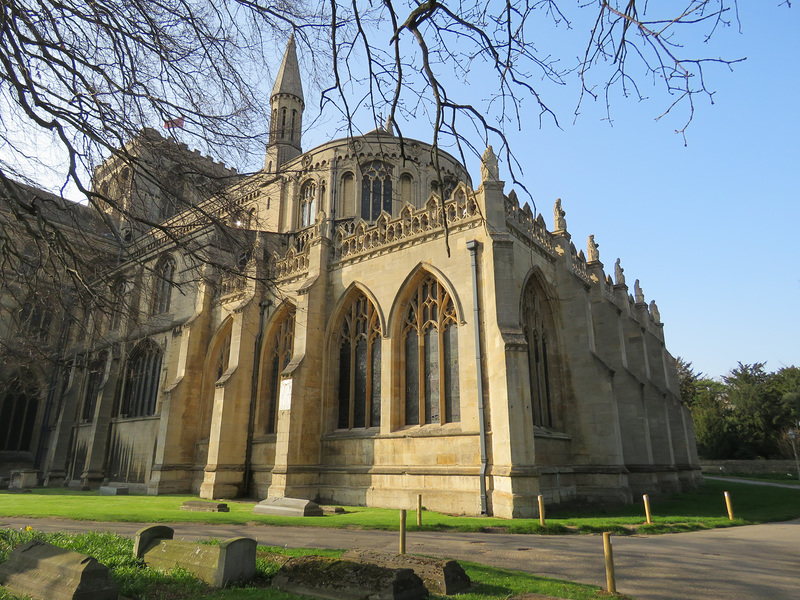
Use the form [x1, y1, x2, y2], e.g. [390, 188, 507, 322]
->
[244, 299, 271, 498]
[466, 239, 488, 515]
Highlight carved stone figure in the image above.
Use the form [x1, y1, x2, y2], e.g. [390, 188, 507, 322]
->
[480, 145, 499, 182]
[614, 258, 625, 286]
[634, 279, 645, 304]
[554, 198, 566, 230]
[587, 235, 599, 262]
[649, 300, 661, 324]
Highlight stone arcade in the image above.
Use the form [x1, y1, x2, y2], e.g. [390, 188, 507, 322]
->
[0, 38, 701, 517]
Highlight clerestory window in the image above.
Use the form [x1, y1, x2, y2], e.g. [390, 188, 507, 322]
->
[360, 161, 392, 221]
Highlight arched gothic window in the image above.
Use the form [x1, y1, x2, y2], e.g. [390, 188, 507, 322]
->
[336, 294, 381, 429]
[401, 275, 460, 426]
[341, 172, 355, 214]
[151, 255, 176, 315]
[361, 161, 392, 221]
[300, 181, 317, 228]
[522, 281, 554, 428]
[19, 297, 51, 342]
[216, 331, 231, 380]
[262, 307, 295, 434]
[121, 340, 163, 418]
[109, 278, 126, 330]
[82, 355, 105, 422]
[399, 173, 414, 206]
[0, 372, 38, 452]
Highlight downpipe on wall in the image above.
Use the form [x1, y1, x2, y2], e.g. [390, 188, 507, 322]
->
[466, 239, 488, 515]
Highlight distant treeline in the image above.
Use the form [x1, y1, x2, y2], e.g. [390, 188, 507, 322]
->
[679, 360, 800, 460]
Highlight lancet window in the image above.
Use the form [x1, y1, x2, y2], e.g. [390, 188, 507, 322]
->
[262, 306, 295, 434]
[361, 161, 392, 221]
[0, 372, 38, 452]
[300, 181, 317, 228]
[109, 278, 125, 330]
[522, 281, 554, 428]
[401, 275, 460, 426]
[82, 356, 105, 422]
[336, 294, 381, 429]
[120, 340, 162, 418]
[151, 255, 176, 315]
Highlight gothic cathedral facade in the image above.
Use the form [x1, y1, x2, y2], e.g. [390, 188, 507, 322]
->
[0, 38, 701, 517]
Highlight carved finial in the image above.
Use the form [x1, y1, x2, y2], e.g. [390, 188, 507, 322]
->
[480, 145, 499, 182]
[508, 189, 518, 205]
[614, 258, 625, 286]
[384, 114, 394, 135]
[587, 235, 599, 262]
[649, 300, 661, 324]
[554, 198, 567, 230]
[634, 279, 645, 304]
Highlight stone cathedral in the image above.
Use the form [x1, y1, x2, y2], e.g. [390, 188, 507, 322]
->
[0, 38, 701, 517]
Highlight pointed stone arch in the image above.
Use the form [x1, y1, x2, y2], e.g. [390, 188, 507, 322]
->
[255, 301, 296, 434]
[325, 283, 385, 432]
[390, 265, 463, 427]
[519, 268, 564, 430]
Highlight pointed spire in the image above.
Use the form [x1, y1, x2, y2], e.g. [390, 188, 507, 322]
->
[271, 34, 304, 104]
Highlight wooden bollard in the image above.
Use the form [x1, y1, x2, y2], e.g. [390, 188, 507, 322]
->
[724, 491, 734, 520]
[417, 494, 422, 527]
[399, 509, 407, 555]
[603, 532, 616, 594]
[537, 494, 546, 527]
[643, 494, 652, 525]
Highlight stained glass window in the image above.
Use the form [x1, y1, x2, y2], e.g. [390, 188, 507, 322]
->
[336, 294, 381, 429]
[151, 255, 176, 315]
[523, 281, 554, 428]
[264, 307, 295, 433]
[401, 275, 460, 426]
[360, 161, 392, 221]
[121, 340, 162, 417]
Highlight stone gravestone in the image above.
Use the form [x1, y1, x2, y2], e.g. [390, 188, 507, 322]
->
[342, 550, 471, 595]
[0, 539, 119, 600]
[180, 500, 229, 512]
[134, 525, 256, 588]
[253, 496, 323, 517]
[8, 469, 37, 492]
[272, 555, 428, 600]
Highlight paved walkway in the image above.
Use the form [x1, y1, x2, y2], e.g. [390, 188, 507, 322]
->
[2, 514, 799, 600]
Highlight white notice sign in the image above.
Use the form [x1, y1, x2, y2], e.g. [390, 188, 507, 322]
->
[278, 378, 293, 411]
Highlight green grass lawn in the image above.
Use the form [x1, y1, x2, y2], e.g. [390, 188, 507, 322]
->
[1, 478, 798, 536]
[0, 529, 629, 600]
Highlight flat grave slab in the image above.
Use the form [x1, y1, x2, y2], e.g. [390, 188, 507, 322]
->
[253, 497, 323, 517]
[0, 539, 118, 600]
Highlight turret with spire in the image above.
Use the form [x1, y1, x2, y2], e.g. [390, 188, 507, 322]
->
[265, 35, 305, 172]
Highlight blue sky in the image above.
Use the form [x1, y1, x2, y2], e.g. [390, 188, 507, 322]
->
[303, 3, 799, 379]
[383, 2, 798, 380]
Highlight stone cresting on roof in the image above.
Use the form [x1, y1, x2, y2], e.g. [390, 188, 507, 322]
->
[331, 190, 480, 266]
[504, 193, 557, 258]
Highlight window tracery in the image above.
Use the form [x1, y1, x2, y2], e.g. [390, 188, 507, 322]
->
[300, 181, 317, 227]
[522, 281, 554, 428]
[336, 294, 381, 429]
[401, 275, 460, 425]
[262, 306, 295, 433]
[361, 161, 392, 221]
[120, 340, 162, 418]
[151, 255, 176, 315]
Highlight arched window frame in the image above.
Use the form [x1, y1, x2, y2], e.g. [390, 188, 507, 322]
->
[340, 171, 355, 215]
[360, 161, 393, 221]
[151, 255, 176, 315]
[335, 294, 382, 430]
[0, 372, 39, 452]
[401, 275, 460, 426]
[109, 277, 126, 330]
[260, 306, 295, 434]
[522, 279, 555, 429]
[120, 340, 163, 418]
[300, 180, 317, 228]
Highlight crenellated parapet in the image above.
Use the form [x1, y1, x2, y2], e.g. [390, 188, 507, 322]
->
[330, 190, 480, 265]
